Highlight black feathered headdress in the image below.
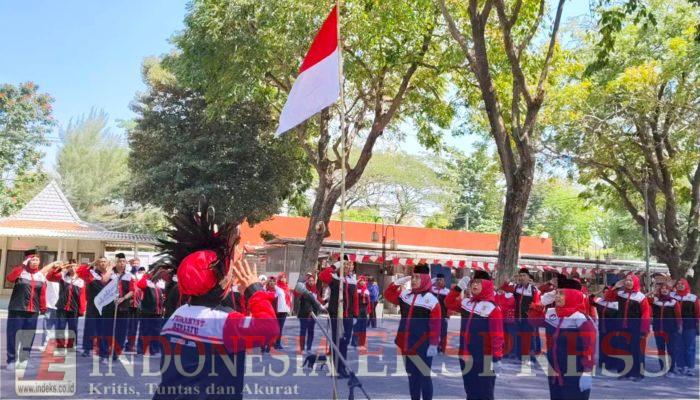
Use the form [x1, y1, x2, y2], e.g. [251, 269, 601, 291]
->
[156, 196, 240, 283]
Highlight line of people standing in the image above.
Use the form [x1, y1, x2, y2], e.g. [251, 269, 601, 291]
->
[3, 250, 171, 369]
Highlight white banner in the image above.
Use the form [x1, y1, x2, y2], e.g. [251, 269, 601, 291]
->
[94, 278, 118, 316]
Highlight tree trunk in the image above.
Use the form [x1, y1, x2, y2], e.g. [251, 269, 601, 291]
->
[494, 169, 534, 285]
[298, 181, 339, 276]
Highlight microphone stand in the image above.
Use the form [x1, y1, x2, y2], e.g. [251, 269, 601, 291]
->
[296, 281, 370, 400]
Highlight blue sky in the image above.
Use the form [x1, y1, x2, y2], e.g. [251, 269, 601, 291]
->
[1, 0, 591, 172]
[1, 0, 188, 170]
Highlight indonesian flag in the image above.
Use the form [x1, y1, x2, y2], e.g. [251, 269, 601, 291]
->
[276, 6, 340, 135]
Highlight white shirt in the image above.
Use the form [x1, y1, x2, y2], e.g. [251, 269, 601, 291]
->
[275, 286, 291, 313]
[46, 281, 60, 309]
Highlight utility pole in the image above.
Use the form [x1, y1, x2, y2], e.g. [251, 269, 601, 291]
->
[643, 170, 651, 293]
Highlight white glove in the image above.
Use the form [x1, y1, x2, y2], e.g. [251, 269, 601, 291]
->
[579, 372, 592, 392]
[426, 345, 438, 358]
[492, 361, 502, 376]
[541, 291, 556, 306]
[394, 276, 411, 286]
[457, 276, 471, 291]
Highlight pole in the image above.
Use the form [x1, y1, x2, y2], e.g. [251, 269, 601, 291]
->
[311, 312, 371, 400]
[643, 170, 651, 292]
[335, 1, 347, 399]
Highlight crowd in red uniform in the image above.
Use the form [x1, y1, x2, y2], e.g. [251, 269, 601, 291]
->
[3, 247, 699, 400]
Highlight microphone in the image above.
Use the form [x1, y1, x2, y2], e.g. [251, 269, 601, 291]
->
[294, 281, 326, 314]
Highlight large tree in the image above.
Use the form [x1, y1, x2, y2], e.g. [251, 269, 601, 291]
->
[548, 0, 700, 289]
[128, 61, 308, 225]
[169, 0, 452, 274]
[344, 151, 445, 225]
[57, 110, 129, 215]
[438, 146, 504, 232]
[0, 82, 54, 215]
[438, 0, 568, 283]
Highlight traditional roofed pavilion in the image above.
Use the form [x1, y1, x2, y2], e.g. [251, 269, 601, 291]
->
[0, 181, 158, 293]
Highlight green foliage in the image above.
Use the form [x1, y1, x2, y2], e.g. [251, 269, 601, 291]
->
[587, 0, 700, 75]
[548, 1, 700, 274]
[56, 110, 168, 234]
[341, 207, 382, 223]
[128, 66, 309, 225]
[57, 110, 129, 214]
[438, 147, 504, 233]
[345, 151, 445, 225]
[0, 82, 55, 215]
[524, 179, 600, 256]
[0, 171, 49, 216]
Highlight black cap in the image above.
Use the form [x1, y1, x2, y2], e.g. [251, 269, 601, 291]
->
[559, 277, 582, 290]
[518, 267, 534, 279]
[436, 273, 445, 279]
[138, 267, 146, 272]
[24, 249, 38, 257]
[115, 253, 126, 259]
[414, 263, 430, 274]
[473, 270, 491, 280]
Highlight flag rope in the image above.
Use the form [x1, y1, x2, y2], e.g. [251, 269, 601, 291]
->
[334, 1, 346, 398]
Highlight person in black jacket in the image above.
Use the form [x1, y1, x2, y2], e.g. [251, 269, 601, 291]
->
[4, 250, 48, 370]
[76, 257, 114, 362]
[298, 274, 322, 354]
[136, 270, 166, 355]
[45, 262, 85, 350]
[431, 273, 450, 353]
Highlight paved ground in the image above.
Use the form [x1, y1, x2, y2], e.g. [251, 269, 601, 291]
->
[0, 315, 697, 399]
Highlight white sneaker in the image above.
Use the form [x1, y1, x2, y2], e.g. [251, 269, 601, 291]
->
[5, 362, 15, 371]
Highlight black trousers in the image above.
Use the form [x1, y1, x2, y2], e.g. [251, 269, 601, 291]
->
[404, 352, 433, 400]
[439, 318, 448, 352]
[621, 327, 643, 378]
[126, 308, 140, 348]
[547, 375, 590, 400]
[342, 316, 354, 343]
[6, 310, 39, 363]
[369, 301, 378, 328]
[299, 317, 316, 351]
[139, 313, 164, 354]
[459, 358, 495, 400]
[82, 314, 98, 352]
[275, 312, 287, 347]
[55, 309, 79, 348]
[329, 315, 348, 375]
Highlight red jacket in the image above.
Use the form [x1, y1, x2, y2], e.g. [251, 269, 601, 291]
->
[222, 289, 279, 352]
[7, 265, 47, 313]
[384, 282, 442, 352]
[46, 269, 86, 315]
[495, 291, 516, 323]
[446, 285, 504, 358]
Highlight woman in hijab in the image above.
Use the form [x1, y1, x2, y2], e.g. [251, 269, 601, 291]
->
[446, 277, 504, 400]
[615, 273, 651, 381]
[384, 263, 441, 400]
[672, 278, 699, 376]
[352, 275, 372, 348]
[649, 282, 682, 376]
[544, 288, 596, 400]
[591, 287, 622, 374]
[297, 273, 321, 354]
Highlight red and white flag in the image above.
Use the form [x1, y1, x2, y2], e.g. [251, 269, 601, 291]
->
[276, 6, 340, 135]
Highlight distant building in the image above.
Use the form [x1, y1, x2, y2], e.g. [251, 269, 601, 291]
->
[0, 181, 157, 295]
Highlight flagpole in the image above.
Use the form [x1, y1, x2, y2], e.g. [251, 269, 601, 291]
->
[335, 1, 346, 399]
